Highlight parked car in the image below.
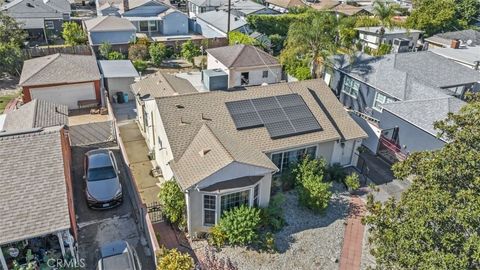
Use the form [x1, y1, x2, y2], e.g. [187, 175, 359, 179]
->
[97, 240, 141, 270]
[84, 149, 123, 209]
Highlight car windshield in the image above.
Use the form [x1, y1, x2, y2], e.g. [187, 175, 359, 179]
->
[88, 166, 116, 181]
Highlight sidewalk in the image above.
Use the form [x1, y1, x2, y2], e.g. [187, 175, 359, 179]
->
[339, 196, 366, 270]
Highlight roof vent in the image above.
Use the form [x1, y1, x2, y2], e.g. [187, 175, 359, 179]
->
[201, 113, 211, 121]
[26, 2, 34, 7]
[199, 148, 211, 157]
[157, 80, 162, 85]
[180, 117, 190, 125]
[176, 104, 184, 109]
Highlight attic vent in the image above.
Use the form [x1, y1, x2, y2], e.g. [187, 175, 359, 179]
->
[234, 17, 239, 21]
[180, 117, 190, 125]
[176, 104, 184, 109]
[26, 3, 34, 7]
[199, 148, 211, 157]
[201, 113, 211, 121]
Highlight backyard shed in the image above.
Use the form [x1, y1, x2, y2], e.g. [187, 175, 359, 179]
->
[98, 60, 140, 102]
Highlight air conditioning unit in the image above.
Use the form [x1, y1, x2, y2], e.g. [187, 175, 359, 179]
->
[392, 38, 411, 53]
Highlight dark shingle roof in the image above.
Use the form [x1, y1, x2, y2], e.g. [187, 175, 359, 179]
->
[19, 53, 101, 86]
[2, 99, 68, 132]
[0, 126, 71, 245]
[206, 44, 280, 68]
[196, 10, 248, 34]
[426, 29, 480, 47]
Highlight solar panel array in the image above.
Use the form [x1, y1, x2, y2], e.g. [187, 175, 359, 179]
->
[225, 94, 322, 139]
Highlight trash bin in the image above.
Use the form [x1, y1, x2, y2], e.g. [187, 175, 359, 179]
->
[123, 92, 129, 103]
[116, 92, 124, 104]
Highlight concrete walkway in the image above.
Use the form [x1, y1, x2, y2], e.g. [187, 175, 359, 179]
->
[119, 121, 161, 205]
[339, 196, 366, 270]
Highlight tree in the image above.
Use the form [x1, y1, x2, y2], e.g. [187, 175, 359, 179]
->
[0, 12, 27, 46]
[455, 0, 480, 27]
[149, 42, 168, 67]
[228, 32, 258, 46]
[364, 96, 480, 269]
[181, 40, 201, 65]
[99, 42, 112, 59]
[158, 180, 186, 227]
[372, 0, 401, 28]
[61, 22, 87, 45]
[128, 43, 148, 61]
[0, 42, 24, 75]
[281, 12, 337, 78]
[407, 0, 457, 36]
[107, 51, 124, 60]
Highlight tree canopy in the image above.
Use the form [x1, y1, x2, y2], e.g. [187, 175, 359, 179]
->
[0, 12, 26, 75]
[62, 22, 87, 46]
[364, 96, 480, 269]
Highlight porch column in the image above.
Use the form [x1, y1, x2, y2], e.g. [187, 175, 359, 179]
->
[57, 232, 66, 258]
[0, 246, 7, 270]
[67, 232, 76, 260]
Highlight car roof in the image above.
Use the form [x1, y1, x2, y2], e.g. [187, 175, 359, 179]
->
[100, 241, 134, 270]
[86, 149, 112, 169]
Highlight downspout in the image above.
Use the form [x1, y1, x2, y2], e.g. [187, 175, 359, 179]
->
[185, 188, 192, 237]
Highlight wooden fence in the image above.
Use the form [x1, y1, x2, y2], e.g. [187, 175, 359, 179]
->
[23, 45, 92, 59]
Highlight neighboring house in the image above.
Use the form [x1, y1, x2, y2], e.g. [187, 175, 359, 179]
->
[0, 99, 68, 132]
[331, 3, 372, 16]
[325, 51, 480, 162]
[131, 71, 198, 138]
[219, 0, 277, 18]
[187, 0, 227, 18]
[356, 27, 423, 51]
[121, 0, 189, 37]
[0, 126, 77, 270]
[0, 0, 71, 44]
[204, 44, 282, 89]
[310, 0, 340, 11]
[265, 0, 306, 13]
[98, 60, 140, 101]
[141, 79, 366, 235]
[195, 10, 250, 38]
[84, 16, 137, 48]
[425, 30, 480, 70]
[19, 53, 102, 109]
[97, 1, 124, 16]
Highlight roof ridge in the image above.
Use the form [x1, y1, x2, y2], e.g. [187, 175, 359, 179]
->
[21, 53, 61, 85]
[230, 44, 247, 68]
[90, 15, 110, 31]
[204, 123, 235, 161]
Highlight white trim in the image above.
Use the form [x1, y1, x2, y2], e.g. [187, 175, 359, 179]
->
[202, 193, 217, 227]
[341, 76, 360, 99]
[269, 145, 318, 172]
[57, 231, 66, 258]
[0, 247, 7, 270]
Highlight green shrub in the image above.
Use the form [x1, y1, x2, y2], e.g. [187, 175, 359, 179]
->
[345, 172, 361, 191]
[327, 163, 347, 182]
[158, 180, 186, 226]
[261, 193, 286, 232]
[132, 60, 148, 73]
[228, 31, 258, 46]
[181, 40, 201, 64]
[218, 205, 261, 246]
[128, 43, 148, 61]
[261, 232, 276, 253]
[107, 51, 124, 60]
[375, 43, 392, 56]
[136, 36, 151, 47]
[294, 157, 332, 212]
[208, 225, 227, 249]
[157, 248, 194, 270]
[280, 166, 296, 191]
[99, 42, 112, 59]
[149, 42, 169, 67]
[62, 21, 87, 45]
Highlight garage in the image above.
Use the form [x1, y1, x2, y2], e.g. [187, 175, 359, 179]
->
[30, 82, 97, 109]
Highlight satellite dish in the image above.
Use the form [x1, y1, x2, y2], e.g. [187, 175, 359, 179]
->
[466, 39, 473, 46]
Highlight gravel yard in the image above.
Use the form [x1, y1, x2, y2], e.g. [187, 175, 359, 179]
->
[190, 182, 350, 270]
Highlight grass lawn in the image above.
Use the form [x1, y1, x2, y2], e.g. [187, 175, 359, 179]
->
[0, 95, 17, 113]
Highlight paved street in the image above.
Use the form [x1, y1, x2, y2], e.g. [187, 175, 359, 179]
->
[71, 143, 155, 270]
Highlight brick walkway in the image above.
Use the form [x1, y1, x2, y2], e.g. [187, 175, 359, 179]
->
[339, 196, 366, 270]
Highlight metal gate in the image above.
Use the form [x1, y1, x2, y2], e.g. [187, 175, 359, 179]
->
[146, 201, 164, 223]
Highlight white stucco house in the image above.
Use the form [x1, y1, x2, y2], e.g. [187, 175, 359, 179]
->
[204, 44, 283, 90]
[356, 27, 423, 51]
[135, 79, 367, 236]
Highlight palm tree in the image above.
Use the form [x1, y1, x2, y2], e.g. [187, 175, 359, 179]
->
[372, 0, 401, 28]
[284, 12, 338, 78]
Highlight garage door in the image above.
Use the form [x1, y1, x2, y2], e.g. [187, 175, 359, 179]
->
[30, 82, 96, 109]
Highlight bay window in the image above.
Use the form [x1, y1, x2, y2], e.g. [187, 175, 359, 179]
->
[373, 92, 395, 111]
[342, 76, 360, 98]
[221, 190, 250, 214]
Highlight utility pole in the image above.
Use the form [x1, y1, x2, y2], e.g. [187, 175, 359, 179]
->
[227, 0, 232, 42]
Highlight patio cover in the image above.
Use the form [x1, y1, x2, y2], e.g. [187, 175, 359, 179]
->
[98, 60, 139, 78]
[17, 18, 45, 29]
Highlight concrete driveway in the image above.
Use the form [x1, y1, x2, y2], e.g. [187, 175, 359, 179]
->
[71, 143, 155, 269]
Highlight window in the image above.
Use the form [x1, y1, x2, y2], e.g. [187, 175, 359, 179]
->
[342, 77, 360, 98]
[148, 20, 157, 32]
[373, 92, 395, 111]
[45, 21, 54, 30]
[220, 190, 250, 215]
[203, 195, 216, 226]
[139, 21, 149, 32]
[271, 146, 317, 173]
[253, 184, 259, 207]
[262, 70, 268, 78]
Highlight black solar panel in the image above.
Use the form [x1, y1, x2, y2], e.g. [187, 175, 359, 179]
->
[226, 94, 322, 139]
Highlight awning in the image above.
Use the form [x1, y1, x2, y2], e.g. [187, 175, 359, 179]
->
[200, 175, 263, 192]
[18, 18, 45, 29]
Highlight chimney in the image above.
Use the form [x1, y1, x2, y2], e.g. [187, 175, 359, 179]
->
[474, 61, 480, 71]
[123, 0, 129, 11]
[450, 39, 460, 49]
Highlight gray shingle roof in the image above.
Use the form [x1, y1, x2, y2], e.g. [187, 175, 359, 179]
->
[131, 71, 197, 98]
[382, 97, 465, 138]
[188, 0, 226, 7]
[426, 29, 480, 47]
[1, 0, 70, 19]
[265, 0, 305, 8]
[2, 99, 68, 132]
[19, 53, 101, 86]
[157, 80, 367, 189]
[219, 0, 268, 16]
[196, 10, 248, 34]
[0, 126, 71, 245]
[84, 16, 137, 32]
[206, 44, 280, 68]
[334, 52, 480, 100]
